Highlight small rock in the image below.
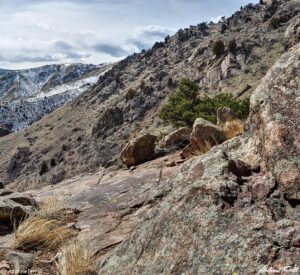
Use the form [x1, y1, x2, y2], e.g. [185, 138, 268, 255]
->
[165, 161, 176, 167]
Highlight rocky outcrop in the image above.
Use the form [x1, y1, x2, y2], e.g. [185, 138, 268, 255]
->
[92, 107, 124, 138]
[121, 134, 157, 166]
[221, 54, 240, 78]
[1, 155, 178, 270]
[98, 44, 300, 274]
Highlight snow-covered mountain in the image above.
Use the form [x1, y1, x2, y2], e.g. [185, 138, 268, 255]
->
[0, 63, 111, 132]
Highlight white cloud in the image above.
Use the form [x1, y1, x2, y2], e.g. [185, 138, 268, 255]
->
[0, 0, 259, 69]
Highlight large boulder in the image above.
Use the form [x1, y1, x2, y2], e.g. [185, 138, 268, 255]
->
[190, 118, 226, 152]
[121, 134, 157, 166]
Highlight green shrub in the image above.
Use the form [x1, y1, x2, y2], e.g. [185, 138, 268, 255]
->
[195, 93, 250, 124]
[159, 78, 200, 127]
[126, 88, 137, 101]
[159, 78, 250, 127]
[269, 17, 280, 29]
[50, 158, 56, 167]
[212, 40, 225, 56]
[228, 39, 237, 54]
[39, 161, 48, 176]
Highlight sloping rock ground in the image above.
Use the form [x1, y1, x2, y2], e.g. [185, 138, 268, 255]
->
[96, 44, 300, 274]
[0, 153, 180, 272]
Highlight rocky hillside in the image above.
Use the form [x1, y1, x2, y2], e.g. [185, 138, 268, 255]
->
[0, 63, 111, 131]
[0, 0, 299, 189]
[0, 38, 298, 275]
[98, 42, 300, 274]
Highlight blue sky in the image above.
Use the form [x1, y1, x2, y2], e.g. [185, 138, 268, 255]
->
[0, 0, 258, 69]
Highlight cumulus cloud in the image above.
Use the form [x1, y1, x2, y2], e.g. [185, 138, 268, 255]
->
[53, 40, 74, 51]
[93, 43, 128, 57]
[0, 0, 258, 69]
[127, 26, 176, 51]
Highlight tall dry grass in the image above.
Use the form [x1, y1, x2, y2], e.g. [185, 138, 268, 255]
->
[15, 217, 75, 250]
[56, 239, 96, 275]
[222, 119, 245, 140]
[14, 197, 76, 251]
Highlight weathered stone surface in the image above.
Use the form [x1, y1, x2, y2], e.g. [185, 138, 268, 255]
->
[163, 127, 191, 149]
[99, 136, 272, 274]
[121, 134, 157, 166]
[249, 42, 300, 200]
[24, 154, 178, 260]
[217, 107, 237, 125]
[97, 44, 300, 274]
[190, 118, 226, 152]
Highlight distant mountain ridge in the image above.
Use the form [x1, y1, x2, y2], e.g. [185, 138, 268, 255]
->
[0, 63, 111, 131]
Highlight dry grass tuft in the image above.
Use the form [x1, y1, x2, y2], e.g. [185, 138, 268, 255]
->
[36, 197, 64, 219]
[15, 217, 75, 250]
[56, 239, 96, 275]
[14, 197, 77, 251]
[222, 119, 245, 140]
